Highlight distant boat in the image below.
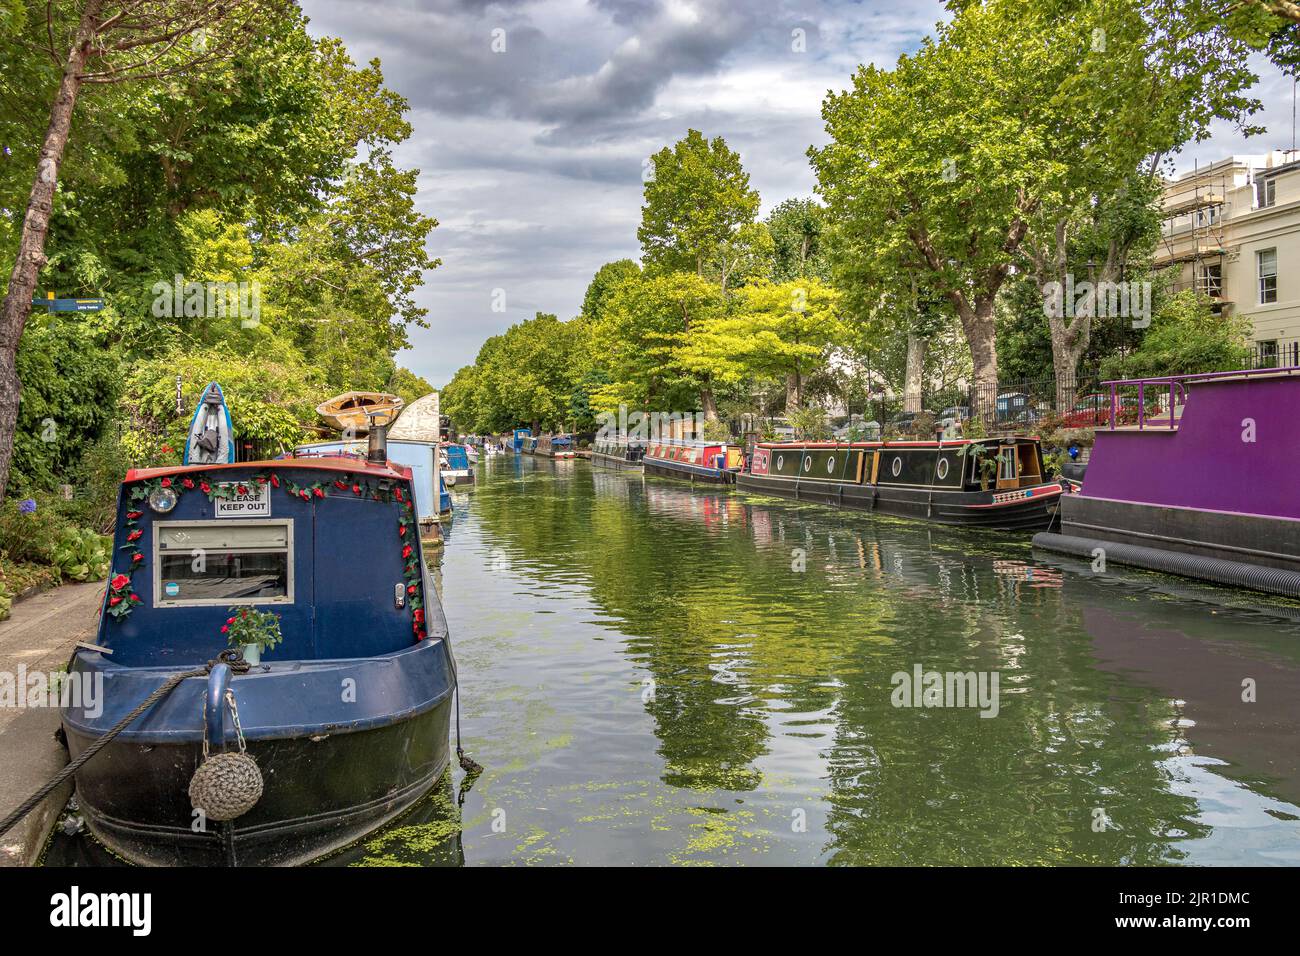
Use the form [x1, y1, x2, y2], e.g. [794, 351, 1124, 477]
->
[533, 434, 575, 459]
[643, 438, 742, 483]
[441, 444, 475, 487]
[737, 438, 1066, 529]
[316, 391, 404, 434]
[591, 435, 644, 470]
[184, 382, 235, 466]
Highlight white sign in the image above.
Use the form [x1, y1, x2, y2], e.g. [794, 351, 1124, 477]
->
[214, 482, 271, 518]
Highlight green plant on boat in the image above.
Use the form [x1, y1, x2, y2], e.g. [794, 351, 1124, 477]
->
[223, 607, 283, 657]
[957, 443, 1009, 491]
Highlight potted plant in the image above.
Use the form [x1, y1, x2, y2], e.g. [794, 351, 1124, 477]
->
[222, 607, 283, 665]
[957, 443, 1008, 491]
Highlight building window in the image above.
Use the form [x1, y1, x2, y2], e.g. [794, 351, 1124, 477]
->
[1258, 340, 1279, 369]
[1198, 263, 1222, 297]
[1258, 249, 1278, 304]
[1256, 178, 1276, 209]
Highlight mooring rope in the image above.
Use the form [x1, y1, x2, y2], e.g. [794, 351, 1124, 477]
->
[0, 666, 209, 838]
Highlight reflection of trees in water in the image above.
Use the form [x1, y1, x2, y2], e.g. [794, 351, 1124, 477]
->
[474, 463, 1235, 862]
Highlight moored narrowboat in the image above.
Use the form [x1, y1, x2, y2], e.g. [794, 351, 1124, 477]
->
[61, 446, 457, 866]
[591, 435, 645, 469]
[441, 443, 475, 486]
[736, 438, 1068, 530]
[533, 434, 576, 459]
[642, 439, 743, 483]
[1035, 367, 1300, 596]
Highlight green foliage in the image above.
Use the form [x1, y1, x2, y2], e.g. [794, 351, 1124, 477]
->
[766, 199, 829, 283]
[639, 130, 760, 275]
[224, 606, 283, 655]
[1100, 291, 1251, 379]
[121, 350, 324, 467]
[12, 315, 119, 493]
[788, 405, 831, 440]
[581, 260, 641, 323]
[48, 526, 110, 582]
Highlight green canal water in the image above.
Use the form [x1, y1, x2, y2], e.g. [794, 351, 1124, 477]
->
[49, 454, 1300, 865]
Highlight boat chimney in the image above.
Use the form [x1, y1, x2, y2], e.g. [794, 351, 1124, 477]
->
[367, 416, 388, 464]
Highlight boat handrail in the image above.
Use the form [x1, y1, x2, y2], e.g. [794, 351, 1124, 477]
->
[1103, 364, 1300, 431]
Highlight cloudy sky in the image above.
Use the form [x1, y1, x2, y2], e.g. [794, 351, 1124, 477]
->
[296, 0, 1299, 388]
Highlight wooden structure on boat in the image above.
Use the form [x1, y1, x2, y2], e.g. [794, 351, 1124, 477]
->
[315, 391, 404, 434]
[737, 438, 1067, 529]
[642, 439, 743, 483]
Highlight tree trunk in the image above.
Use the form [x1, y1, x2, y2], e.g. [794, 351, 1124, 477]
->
[903, 333, 926, 414]
[700, 387, 719, 423]
[1049, 314, 1089, 415]
[960, 299, 999, 423]
[784, 371, 801, 412]
[0, 2, 101, 501]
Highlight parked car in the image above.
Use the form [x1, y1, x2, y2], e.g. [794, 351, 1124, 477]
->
[994, 392, 1031, 423]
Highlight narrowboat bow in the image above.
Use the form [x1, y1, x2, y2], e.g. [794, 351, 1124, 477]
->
[737, 438, 1069, 530]
[61, 455, 457, 866]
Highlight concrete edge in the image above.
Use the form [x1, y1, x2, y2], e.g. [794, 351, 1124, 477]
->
[0, 707, 71, 867]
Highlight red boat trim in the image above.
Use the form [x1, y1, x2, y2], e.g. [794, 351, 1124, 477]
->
[124, 457, 413, 484]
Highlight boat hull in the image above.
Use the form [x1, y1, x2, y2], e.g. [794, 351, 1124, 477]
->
[590, 450, 643, 470]
[643, 457, 735, 484]
[66, 701, 451, 867]
[61, 632, 456, 867]
[735, 472, 1061, 530]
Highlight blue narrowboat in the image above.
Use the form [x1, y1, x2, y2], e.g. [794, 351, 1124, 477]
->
[512, 428, 531, 453]
[441, 443, 475, 486]
[60, 450, 459, 866]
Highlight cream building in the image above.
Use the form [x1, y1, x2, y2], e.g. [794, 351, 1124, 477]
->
[1158, 149, 1300, 365]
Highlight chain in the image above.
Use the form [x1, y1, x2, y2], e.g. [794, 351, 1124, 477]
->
[225, 689, 249, 753]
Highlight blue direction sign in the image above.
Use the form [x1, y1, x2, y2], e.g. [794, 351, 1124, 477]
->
[32, 297, 105, 313]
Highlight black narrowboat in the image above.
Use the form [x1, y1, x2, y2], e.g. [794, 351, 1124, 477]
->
[736, 438, 1069, 530]
[591, 435, 645, 470]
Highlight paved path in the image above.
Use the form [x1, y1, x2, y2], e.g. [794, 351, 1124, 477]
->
[0, 581, 103, 865]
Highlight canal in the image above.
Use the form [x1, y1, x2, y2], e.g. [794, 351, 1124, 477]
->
[49, 454, 1300, 865]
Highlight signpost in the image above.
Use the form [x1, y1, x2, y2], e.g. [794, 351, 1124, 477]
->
[32, 292, 105, 313]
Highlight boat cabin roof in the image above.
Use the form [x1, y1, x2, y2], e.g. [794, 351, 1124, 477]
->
[124, 456, 412, 485]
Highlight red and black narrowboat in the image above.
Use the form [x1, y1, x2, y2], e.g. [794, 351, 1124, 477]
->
[642, 439, 743, 484]
[736, 438, 1069, 530]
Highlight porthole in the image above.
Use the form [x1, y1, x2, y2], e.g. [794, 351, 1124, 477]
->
[936, 458, 949, 481]
[803, 455, 813, 472]
[827, 456, 836, 474]
[776, 454, 784, 471]
[891, 457, 902, 477]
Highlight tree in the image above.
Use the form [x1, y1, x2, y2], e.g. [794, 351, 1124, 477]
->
[811, 0, 1259, 419]
[580, 259, 640, 323]
[1099, 291, 1250, 379]
[0, 0, 287, 499]
[766, 198, 829, 283]
[638, 130, 760, 276]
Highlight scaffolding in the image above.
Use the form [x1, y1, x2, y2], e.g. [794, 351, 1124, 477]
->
[1157, 160, 1228, 305]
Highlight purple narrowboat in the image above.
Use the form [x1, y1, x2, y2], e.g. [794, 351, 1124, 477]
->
[1035, 367, 1300, 596]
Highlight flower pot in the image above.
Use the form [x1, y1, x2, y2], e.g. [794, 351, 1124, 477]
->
[242, 643, 261, 665]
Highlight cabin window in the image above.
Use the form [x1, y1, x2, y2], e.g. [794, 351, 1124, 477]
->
[803, 455, 813, 473]
[1258, 249, 1278, 304]
[936, 458, 949, 481]
[827, 456, 836, 474]
[153, 520, 293, 607]
[891, 457, 902, 477]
